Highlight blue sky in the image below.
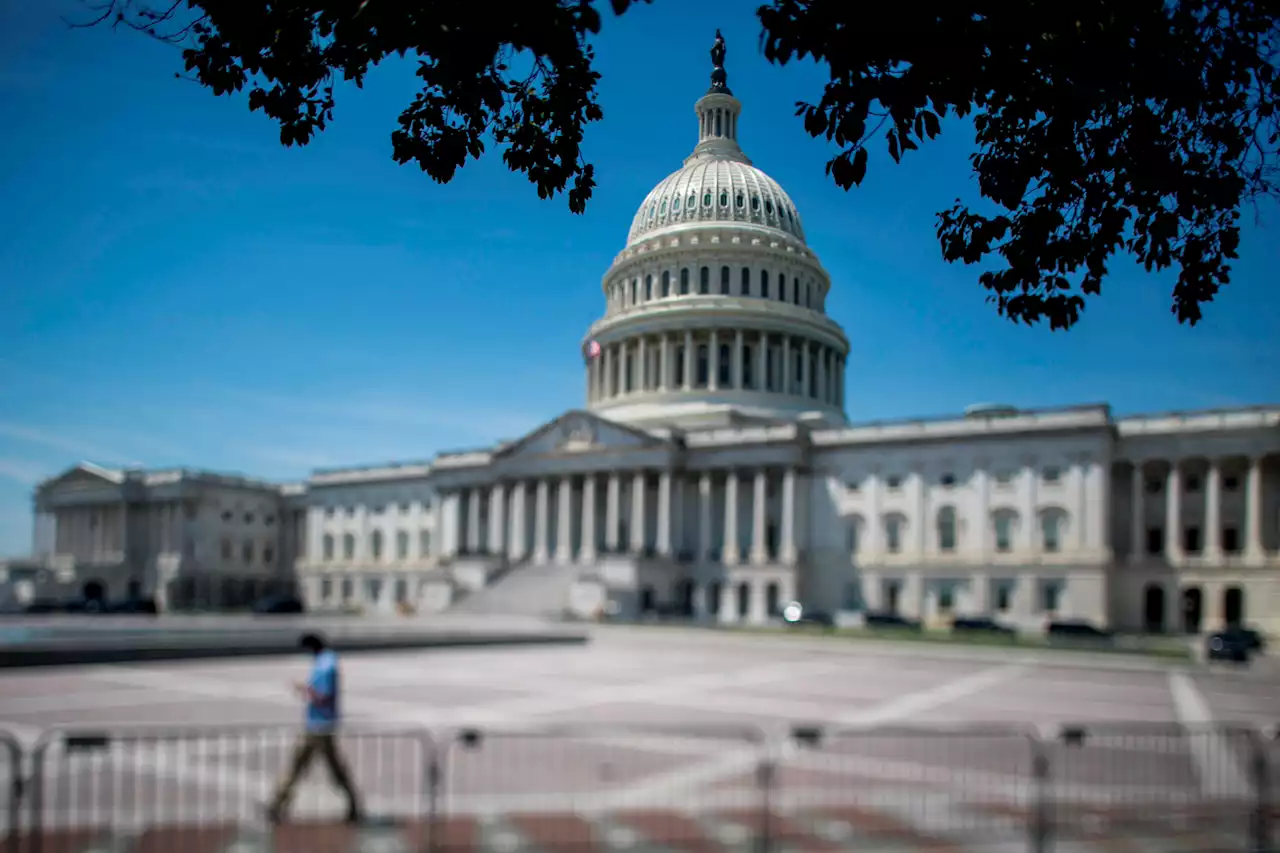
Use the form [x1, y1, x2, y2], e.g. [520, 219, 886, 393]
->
[1, 1, 1276, 555]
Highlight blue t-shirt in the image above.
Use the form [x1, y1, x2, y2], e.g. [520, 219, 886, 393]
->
[305, 649, 341, 732]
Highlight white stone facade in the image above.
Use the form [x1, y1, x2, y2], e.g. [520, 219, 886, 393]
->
[12, 45, 1280, 633]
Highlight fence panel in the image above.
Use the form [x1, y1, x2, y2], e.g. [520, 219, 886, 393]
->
[27, 724, 433, 853]
[770, 724, 1041, 850]
[0, 729, 20, 853]
[436, 724, 769, 853]
[1042, 723, 1261, 852]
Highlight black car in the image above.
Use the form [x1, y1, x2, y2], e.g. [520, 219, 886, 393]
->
[1223, 625, 1265, 653]
[1206, 629, 1254, 663]
[108, 597, 159, 615]
[1046, 620, 1114, 643]
[864, 612, 923, 631]
[253, 596, 305, 615]
[781, 602, 835, 629]
[952, 617, 1017, 637]
[63, 596, 109, 614]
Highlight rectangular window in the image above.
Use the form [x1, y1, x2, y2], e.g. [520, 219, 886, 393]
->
[397, 531, 409, 560]
[1146, 527, 1163, 555]
[995, 583, 1011, 611]
[366, 577, 382, 602]
[419, 530, 432, 558]
[343, 535, 355, 560]
[341, 578, 353, 600]
[699, 265, 710, 294]
[994, 516, 1012, 552]
[761, 269, 770, 298]
[680, 268, 690, 294]
[885, 518, 902, 553]
[718, 344, 731, 386]
[720, 265, 730, 294]
[937, 585, 954, 613]
[1183, 526, 1201, 553]
[320, 578, 333, 600]
[1042, 516, 1060, 553]
[1040, 581, 1061, 613]
[740, 267, 750, 295]
[1222, 527, 1240, 553]
[323, 536, 334, 561]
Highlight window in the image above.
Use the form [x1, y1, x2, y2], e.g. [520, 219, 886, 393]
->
[687, 194, 695, 209]
[325, 507, 335, 518]
[699, 266, 710, 294]
[885, 475, 902, 491]
[221, 510, 233, 522]
[760, 269, 770, 298]
[661, 270, 671, 297]
[1042, 513, 1062, 552]
[1186, 475, 1201, 492]
[1040, 581, 1061, 613]
[645, 275, 653, 300]
[740, 267, 750, 295]
[341, 578, 354, 600]
[937, 585, 954, 613]
[1042, 467, 1061, 484]
[765, 199, 774, 215]
[845, 479, 861, 493]
[395, 578, 409, 604]
[320, 578, 333, 600]
[846, 520, 859, 553]
[696, 345, 709, 387]
[342, 533, 355, 560]
[718, 344, 731, 386]
[263, 545, 274, 564]
[995, 584, 1011, 611]
[742, 347, 754, 388]
[221, 538, 233, 560]
[751, 195, 760, 211]
[940, 473, 956, 488]
[322, 534, 335, 561]
[244, 512, 254, 524]
[778, 275, 787, 301]
[994, 472, 1014, 487]
[1223, 527, 1240, 553]
[629, 280, 637, 304]
[680, 268, 690, 294]
[1146, 527, 1163, 555]
[346, 506, 356, 518]
[397, 530, 409, 560]
[419, 530, 432, 558]
[659, 199, 667, 215]
[242, 540, 254, 564]
[1223, 475, 1240, 491]
[1183, 526, 1201, 553]
[936, 507, 957, 552]
[366, 577, 382, 603]
[702, 191, 712, 207]
[884, 517, 903, 553]
[1145, 478, 1162, 494]
[264, 514, 276, 526]
[735, 191, 744, 208]
[672, 196, 680, 211]
[719, 190, 728, 207]
[720, 266, 730, 294]
[994, 513, 1013, 553]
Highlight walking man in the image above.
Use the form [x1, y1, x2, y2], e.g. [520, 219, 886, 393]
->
[266, 632, 362, 824]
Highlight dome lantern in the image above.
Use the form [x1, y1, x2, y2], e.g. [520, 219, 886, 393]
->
[687, 30, 749, 167]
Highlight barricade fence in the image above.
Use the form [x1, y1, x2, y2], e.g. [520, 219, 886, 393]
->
[0, 722, 1274, 853]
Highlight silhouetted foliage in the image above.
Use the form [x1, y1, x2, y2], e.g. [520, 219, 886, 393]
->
[76, 0, 652, 214]
[758, 0, 1280, 328]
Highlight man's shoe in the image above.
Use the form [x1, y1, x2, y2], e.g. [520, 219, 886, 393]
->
[345, 809, 363, 825]
[262, 803, 284, 825]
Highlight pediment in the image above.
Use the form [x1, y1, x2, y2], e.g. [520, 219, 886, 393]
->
[38, 463, 125, 495]
[496, 410, 667, 460]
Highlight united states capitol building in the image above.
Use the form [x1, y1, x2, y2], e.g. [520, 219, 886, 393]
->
[7, 42, 1279, 636]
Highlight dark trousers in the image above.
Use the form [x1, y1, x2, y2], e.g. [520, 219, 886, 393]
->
[270, 732, 361, 817]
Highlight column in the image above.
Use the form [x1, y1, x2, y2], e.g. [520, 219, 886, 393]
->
[602, 346, 614, 398]
[1204, 460, 1221, 559]
[781, 467, 797, 563]
[708, 330, 719, 390]
[733, 330, 744, 390]
[605, 474, 621, 552]
[755, 332, 766, 391]
[656, 471, 672, 555]
[466, 489, 481, 553]
[556, 476, 573, 562]
[698, 473, 712, 561]
[1245, 455, 1264, 561]
[509, 482, 527, 560]
[683, 331, 694, 389]
[781, 336, 792, 394]
[580, 474, 598, 561]
[488, 483, 506, 556]
[723, 471, 740, 564]
[638, 336, 648, 392]
[534, 479, 550, 563]
[661, 335, 672, 391]
[630, 473, 646, 553]
[750, 470, 767, 563]
[1165, 462, 1182, 562]
[1129, 462, 1145, 563]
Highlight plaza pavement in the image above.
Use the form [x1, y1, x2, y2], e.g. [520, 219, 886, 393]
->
[0, 624, 1276, 852]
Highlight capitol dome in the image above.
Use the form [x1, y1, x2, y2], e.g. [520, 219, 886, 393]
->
[582, 34, 850, 432]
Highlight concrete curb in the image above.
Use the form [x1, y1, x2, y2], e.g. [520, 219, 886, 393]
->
[0, 631, 589, 668]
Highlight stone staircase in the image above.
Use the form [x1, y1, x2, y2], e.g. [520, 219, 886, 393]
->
[448, 558, 580, 618]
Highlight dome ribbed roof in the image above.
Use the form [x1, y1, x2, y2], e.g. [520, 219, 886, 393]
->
[626, 159, 806, 246]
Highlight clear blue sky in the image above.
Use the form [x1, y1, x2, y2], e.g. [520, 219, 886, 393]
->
[1, 1, 1276, 555]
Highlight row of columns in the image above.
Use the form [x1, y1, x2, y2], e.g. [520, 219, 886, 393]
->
[454, 468, 799, 565]
[1128, 456, 1267, 562]
[587, 330, 845, 408]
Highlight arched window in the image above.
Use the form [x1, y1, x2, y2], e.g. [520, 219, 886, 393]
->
[322, 534, 335, 562]
[1040, 508, 1068, 553]
[699, 266, 710, 294]
[645, 275, 653, 300]
[936, 507, 957, 552]
[371, 530, 384, 561]
[741, 267, 751, 296]
[629, 279, 637, 305]
[718, 344, 731, 386]
[735, 191, 744, 208]
[342, 533, 355, 560]
[396, 530, 409, 560]
[793, 279, 801, 304]
[883, 514, 905, 554]
[991, 509, 1017, 553]
[846, 515, 862, 554]
[778, 274, 787, 300]
[680, 268, 690, 295]
[720, 265, 730, 294]
[719, 190, 728, 207]
[661, 270, 671, 297]
[761, 269, 770, 299]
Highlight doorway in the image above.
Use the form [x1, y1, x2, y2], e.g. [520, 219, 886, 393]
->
[639, 585, 656, 614]
[675, 578, 695, 616]
[1181, 587, 1203, 634]
[1142, 584, 1166, 633]
[1223, 586, 1245, 626]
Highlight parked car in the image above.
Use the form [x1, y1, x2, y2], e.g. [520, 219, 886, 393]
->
[1223, 625, 1266, 653]
[108, 597, 159, 615]
[1206, 629, 1254, 663]
[1046, 620, 1114, 644]
[62, 596, 108, 614]
[253, 596, 305, 615]
[781, 601, 835, 629]
[951, 617, 1017, 637]
[864, 612, 923, 631]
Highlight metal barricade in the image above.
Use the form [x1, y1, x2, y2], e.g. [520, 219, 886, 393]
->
[0, 729, 21, 853]
[1042, 722, 1260, 853]
[435, 723, 769, 853]
[27, 724, 434, 853]
[778, 724, 1041, 851]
